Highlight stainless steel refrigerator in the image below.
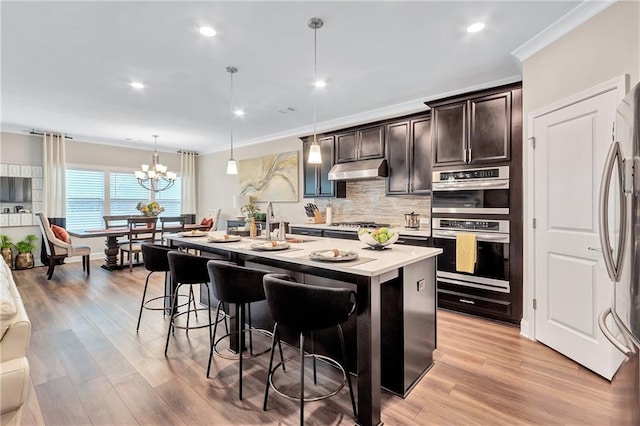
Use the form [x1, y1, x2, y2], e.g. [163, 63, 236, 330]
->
[599, 81, 640, 422]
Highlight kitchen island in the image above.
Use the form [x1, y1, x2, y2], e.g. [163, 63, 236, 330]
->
[166, 233, 441, 426]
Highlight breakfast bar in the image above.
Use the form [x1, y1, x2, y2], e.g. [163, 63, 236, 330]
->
[166, 233, 441, 426]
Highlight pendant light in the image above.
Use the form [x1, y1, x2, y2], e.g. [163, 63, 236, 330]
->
[307, 17, 323, 164]
[135, 135, 177, 192]
[226, 66, 239, 175]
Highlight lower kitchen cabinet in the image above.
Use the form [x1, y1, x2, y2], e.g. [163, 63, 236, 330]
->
[437, 282, 514, 323]
[291, 226, 430, 247]
[290, 226, 323, 237]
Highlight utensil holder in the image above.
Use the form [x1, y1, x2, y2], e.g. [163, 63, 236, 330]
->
[306, 211, 325, 224]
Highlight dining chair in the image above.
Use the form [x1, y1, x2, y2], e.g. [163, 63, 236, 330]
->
[120, 217, 157, 272]
[35, 212, 91, 280]
[159, 215, 186, 244]
[103, 215, 131, 230]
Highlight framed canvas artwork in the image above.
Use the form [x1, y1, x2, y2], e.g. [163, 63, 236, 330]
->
[239, 151, 298, 202]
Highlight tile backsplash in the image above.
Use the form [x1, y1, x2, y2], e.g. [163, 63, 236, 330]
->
[311, 179, 430, 227]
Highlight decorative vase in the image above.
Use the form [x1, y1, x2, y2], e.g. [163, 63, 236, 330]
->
[15, 253, 34, 270]
[1, 248, 13, 269]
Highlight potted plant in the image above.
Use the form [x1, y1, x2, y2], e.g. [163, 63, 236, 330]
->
[0, 235, 14, 269]
[241, 204, 260, 221]
[14, 234, 36, 270]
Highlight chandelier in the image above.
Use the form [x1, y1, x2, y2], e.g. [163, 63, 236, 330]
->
[135, 134, 177, 192]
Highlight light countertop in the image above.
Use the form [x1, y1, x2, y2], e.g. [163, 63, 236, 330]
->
[167, 233, 441, 278]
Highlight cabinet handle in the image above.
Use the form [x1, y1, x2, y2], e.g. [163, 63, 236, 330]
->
[300, 231, 309, 235]
[459, 298, 475, 305]
[468, 148, 472, 163]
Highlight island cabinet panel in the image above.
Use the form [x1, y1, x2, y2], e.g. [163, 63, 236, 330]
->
[336, 125, 385, 163]
[429, 84, 519, 168]
[386, 114, 432, 195]
[302, 135, 346, 198]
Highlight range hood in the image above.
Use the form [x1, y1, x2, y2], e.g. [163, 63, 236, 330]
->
[328, 158, 388, 181]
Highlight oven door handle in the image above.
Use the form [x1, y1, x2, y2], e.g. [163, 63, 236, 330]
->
[432, 230, 509, 241]
[432, 180, 509, 190]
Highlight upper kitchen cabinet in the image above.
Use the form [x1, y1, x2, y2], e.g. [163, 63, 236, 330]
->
[428, 83, 521, 168]
[386, 114, 431, 195]
[302, 136, 346, 198]
[335, 125, 385, 163]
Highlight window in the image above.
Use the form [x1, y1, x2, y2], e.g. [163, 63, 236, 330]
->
[154, 177, 182, 216]
[65, 167, 182, 230]
[110, 172, 151, 215]
[65, 169, 105, 231]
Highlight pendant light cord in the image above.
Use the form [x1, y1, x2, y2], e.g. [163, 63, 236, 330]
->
[313, 25, 317, 145]
[229, 70, 234, 159]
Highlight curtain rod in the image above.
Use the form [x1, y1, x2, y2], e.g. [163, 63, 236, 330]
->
[29, 129, 73, 139]
[177, 149, 199, 155]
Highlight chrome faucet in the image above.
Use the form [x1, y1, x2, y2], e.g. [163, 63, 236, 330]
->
[265, 201, 274, 240]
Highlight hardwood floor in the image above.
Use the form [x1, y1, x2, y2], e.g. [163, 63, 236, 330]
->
[12, 261, 634, 425]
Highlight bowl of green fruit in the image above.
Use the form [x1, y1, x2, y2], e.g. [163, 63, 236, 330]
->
[358, 227, 399, 250]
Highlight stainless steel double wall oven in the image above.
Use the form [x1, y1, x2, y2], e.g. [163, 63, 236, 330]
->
[431, 166, 518, 322]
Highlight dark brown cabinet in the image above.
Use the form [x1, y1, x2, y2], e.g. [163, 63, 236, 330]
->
[386, 115, 431, 195]
[302, 136, 346, 198]
[336, 125, 385, 163]
[430, 88, 515, 167]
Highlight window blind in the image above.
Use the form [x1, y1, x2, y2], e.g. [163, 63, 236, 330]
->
[65, 169, 105, 231]
[110, 172, 151, 215]
[155, 177, 182, 216]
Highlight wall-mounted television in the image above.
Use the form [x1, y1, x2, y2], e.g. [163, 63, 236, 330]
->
[0, 177, 32, 202]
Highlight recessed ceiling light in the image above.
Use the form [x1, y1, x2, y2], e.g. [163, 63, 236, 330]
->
[314, 80, 326, 88]
[130, 81, 145, 89]
[467, 23, 485, 33]
[199, 26, 216, 37]
[233, 109, 245, 116]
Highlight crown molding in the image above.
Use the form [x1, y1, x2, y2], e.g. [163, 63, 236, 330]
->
[511, 0, 617, 63]
[223, 74, 522, 155]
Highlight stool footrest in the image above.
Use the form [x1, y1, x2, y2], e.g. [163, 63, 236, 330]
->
[213, 328, 272, 360]
[171, 308, 225, 330]
[268, 353, 347, 403]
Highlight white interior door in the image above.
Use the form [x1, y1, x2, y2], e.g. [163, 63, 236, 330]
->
[532, 83, 625, 380]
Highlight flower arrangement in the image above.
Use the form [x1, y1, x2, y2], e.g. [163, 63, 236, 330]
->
[136, 201, 165, 217]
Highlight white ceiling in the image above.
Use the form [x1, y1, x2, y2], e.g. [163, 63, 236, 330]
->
[1, 1, 583, 154]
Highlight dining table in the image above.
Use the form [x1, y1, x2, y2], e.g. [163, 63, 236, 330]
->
[68, 223, 209, 271]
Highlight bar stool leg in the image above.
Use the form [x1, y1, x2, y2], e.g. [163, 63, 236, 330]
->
[205, 283, 213, 347]
[338, 324, 357, 418]
[299, 332, 305, 425]
[263, 323, 279, 411]
[189, 286, 199, 320]
[248, 303, 254, 356]
[311, 331, 317, 385]
[206, 300, 224, 378]
[238, 304, 244, 400]
[136, 271, 153, 332]
[164, 283, 181, 355]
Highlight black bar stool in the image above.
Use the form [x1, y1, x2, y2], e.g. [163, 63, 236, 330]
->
[136, 243, 197, 332]
[164, 251, 226, 355]
[206, 260, 285, 400]
[262, 274, 357, 425]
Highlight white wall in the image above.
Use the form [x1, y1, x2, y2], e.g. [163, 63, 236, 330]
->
[197, 136, 311, 228]
[521, 1, 640, 332]
[0, 132, 182, 261]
